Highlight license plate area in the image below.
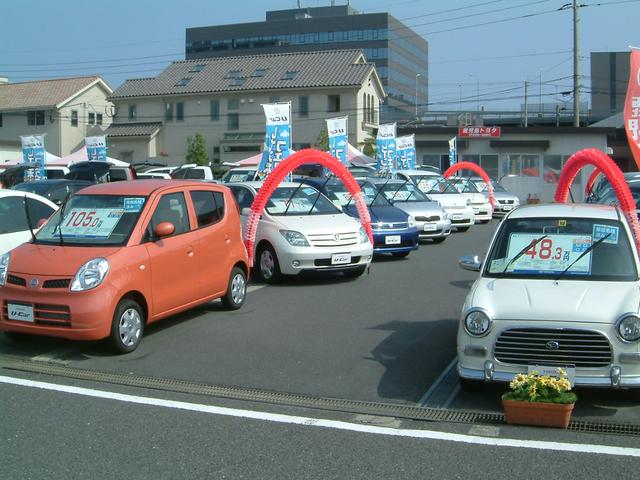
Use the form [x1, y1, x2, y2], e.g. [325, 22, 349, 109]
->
[385, 235, 401, 245]
[527, 364, 576, 386]
[423, 223, 438, 231]
[453, 214, 463, 220]
[7, 303, 34, 322]
[331, 253, 351, 265]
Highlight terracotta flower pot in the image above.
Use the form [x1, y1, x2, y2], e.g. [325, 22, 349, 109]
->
[502, 399, 574, 429]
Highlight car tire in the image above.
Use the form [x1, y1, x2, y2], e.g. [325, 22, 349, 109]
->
[459, 377, 483, 393]
[431, 237, 446, 244]
[258, 243, 282, 283]
[456, 227, 470, 232]
[343, 265, 367, 278]
[110, 299, 144, 354]
[221, 267, 247, 310]
[392, 251, 410, 258]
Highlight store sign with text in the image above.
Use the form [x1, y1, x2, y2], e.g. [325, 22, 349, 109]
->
[458, 126, 501, 138]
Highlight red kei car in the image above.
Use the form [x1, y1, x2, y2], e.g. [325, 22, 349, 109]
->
[0, 180, 249, 353]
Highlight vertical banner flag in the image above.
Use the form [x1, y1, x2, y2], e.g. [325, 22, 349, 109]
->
[85, 136, 108, 162]
[258, 102, 291, 177]
[327, 116, 348, 165]
[624, 48, 640, 169]
[376, 123, 397, 176]
[21, 134, 47, 181]
[396, 135, 416, 170]
[448, 137, 457, 167]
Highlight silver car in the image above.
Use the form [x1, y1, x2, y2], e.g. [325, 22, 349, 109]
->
[468, 177, 520, 217]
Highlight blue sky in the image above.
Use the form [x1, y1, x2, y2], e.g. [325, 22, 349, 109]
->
[1, 0, 638, 110]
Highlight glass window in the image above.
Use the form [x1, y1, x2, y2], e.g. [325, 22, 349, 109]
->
[190, 191, 224, 227]
[88, 112, 95, 125]
[176, 102, 184, 121]
[229, 186, 254, 211]
[190, 64, 206, 73]
[128, 105, 136, 120]
[210, 100, 219, 121]
[543, 155, 563, 184]
[230, 77, 246, 87]
[165, 102, 173, 122]
[71, 110, 78, 127]
[299, 96, 309, 117]
[96, 113, 103, 125]
[228, 99, 239, 110]
[28, 110, 45, 126]
[328, 95, 340, 112]
[0, 113, 3, 127]
[265, 186, 340, 216]
[269, 96, 280, 103]
[0, 196, 55, 234]
[480, 155, 499, 180]
[148, 192, 190, 237]
[252, 68, 268, 77]
[282, 71, 298, 80]
[175, 77, 192, 87]
[228, 112, 239, 130]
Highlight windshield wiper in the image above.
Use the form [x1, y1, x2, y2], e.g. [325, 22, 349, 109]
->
[554, 233, 611, 281]
[388, 179, 410, 203]
[499, 234, 548, 275]
[307, 177, 332, 215]
[370, 179, 391, 206]
[22, 195, 37, 243]
[282, 183, 305, 216]
[54, 192, 71, 246]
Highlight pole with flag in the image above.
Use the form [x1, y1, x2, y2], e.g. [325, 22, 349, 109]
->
[396, 135, 416, 170]
[327, 116, 348, 166]
[85, 135, 108, 162]
[21, 134, 46, 181]
[448, 136, 457, 168]
[258, 102, 292, 178]
[624, 46, 640, 169]
[376, 123, 397, 177]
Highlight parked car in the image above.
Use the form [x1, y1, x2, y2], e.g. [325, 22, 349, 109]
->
[144, 166, 178, 176]
[397, 169, 475, 232]
[0, 189, 58, 255]
[301, 178, 420, 257]
[362, 178, 452, 243]
[0, 180, 249, 353]
[447, 177, 493, 224]
[13, 179, 92, 205]
[457, 203, 640, 392]
[0, 165, 69, 188]
[171, 165, 214, 181]
[130, 162, 169, 173]
[467, 177, 520, 217]
[136, 172, 172, 180]
[228, 181, 373, 282]
[220, 167, 259, 184]
[590, 175, 640, 218]
[65, 161, 136, 183]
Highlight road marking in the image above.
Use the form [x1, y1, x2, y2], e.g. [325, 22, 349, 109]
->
[418, 357, 458, 408]
[1, 374, 639, 458]
[247, 284, 267, 293]
[31, 347, 75, 364]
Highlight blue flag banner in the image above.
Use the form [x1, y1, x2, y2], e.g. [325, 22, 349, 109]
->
[327, 116, 348, 166]
[258, 102, 292, 177]
[21, 134, 47, 181]
[86, 136, 108, 161]
[396, 135, 416, 170]
[376, 123, 396, 176]
[449, 137, 457, 167]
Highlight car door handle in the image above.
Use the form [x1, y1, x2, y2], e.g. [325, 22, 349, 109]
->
[187, 247, 194, 257]
[225, 234, 231, 244]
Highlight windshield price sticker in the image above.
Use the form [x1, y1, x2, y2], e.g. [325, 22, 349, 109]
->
[593, 224, 619, 244]
[332, 191, 352, 205]
[386, 190, 411, 201]
[229, 174, 245, 182]
[124, 197, 145, 212]
[506, 233, 593, 275]
[60, 208, 123, 239]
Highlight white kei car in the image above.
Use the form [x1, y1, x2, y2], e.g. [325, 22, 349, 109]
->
[457, 203, 640, 392]
[228, 182, 373, 282]
[0, 190, 58, 255]
[448, 177, 493, 224]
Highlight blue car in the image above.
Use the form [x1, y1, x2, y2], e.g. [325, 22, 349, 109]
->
[301, 178, 419, 257]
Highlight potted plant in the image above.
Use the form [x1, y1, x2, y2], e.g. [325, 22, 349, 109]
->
[502, 368, 577, 429]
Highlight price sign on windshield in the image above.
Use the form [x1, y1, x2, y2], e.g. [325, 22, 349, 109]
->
[506, 233, 593, 275]
[60, 208, 123, 239]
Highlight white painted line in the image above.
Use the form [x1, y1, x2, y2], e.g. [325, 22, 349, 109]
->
[247, 284, 268, 293]
[31, 347, 75, 364]
[1, 374, 639, 458]
[442, 384, 461, 410]
[418, 357, 457, 406]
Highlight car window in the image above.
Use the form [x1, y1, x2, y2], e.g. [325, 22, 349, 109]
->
[109, 168, 129, 182]
[0, 196, 54, 234]
[229, 186, 254, 211]
[46, 169, 65, 179]
[190, 190, 225, 227]
[184, 169, 206, 180]
[265, 186, 340, 215]
[148, 192, 190, 237]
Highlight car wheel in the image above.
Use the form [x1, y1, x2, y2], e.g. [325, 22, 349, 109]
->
[343, 265, 367, 278]
[258, 244, 282, 283]
[431, 237, 446, 244]
[456, 226, 470, 232]
[459, 377, 483, 393]
[3, 331, 31, 342]
[221, 267, 247, 310]
[110, 299, 144, 354]
[392, 251, 410, 258]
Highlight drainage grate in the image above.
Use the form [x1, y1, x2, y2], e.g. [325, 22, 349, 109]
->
[1, 354, 638, 436]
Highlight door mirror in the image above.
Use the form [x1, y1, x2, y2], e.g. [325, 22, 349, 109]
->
[459, 255, 482, 272]
[154, 222, 175, 238]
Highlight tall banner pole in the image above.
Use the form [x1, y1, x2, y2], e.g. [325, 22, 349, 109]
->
[85, 135, 108, 161]
[448, 136, 457, 169]
[396, 134, 416, 170]
[258, 102, 292, 179]
[624, 47, 640, 169]
[21, 134, 47, 181]
[375, 123, 396, 177]
[327, 116, 348, 165]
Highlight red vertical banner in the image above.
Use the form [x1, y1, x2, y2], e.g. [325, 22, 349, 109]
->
[624, 49, 640, 169]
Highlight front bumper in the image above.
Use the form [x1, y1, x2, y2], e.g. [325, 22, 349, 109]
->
[445, 208, 474, 229]
[493, 202, 518, 217]
[472, 205, 492, 222]
[372, 227, 420, 254]
[416, 219, 452, 239]
[277, 241, 373, 275]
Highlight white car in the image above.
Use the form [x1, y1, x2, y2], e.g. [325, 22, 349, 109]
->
[144, 166, 177, 175]
[448, 177, 493, 224]
[228, 182, 373, 282]
[0, 190, 58, 255]
[221, 168, 258, 184]
[397, 169, 475, 232]
[467, 177, 520, 217]
[136, 172, 172, 179]
[457, 203, 640, 392]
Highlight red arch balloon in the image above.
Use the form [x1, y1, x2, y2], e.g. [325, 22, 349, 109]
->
[443, 161, 495, 208]
[555, 148, 640, 250]
[584, 169, 602, 197]
[243, 149, 373, 265]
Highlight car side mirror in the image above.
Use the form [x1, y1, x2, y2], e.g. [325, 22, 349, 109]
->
[459, 255, 482, 272]
[154, 222, 175, 238]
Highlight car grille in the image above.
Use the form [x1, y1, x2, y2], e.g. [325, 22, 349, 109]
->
[3, 301, 71, 328]
[498, 199, 515, 205]
[7, 274, 26, 287]
[494, 328, 612, 368]
[415, 215, 440, 222]
[43, 279, 71, 289]
[314, 256, 361, 267]
[374, 222, 409, 230]
[307, 231, 358, 247]
[451, 219, 470, 224]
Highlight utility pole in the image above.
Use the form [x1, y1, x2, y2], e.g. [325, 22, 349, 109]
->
[572, 0, 580, 127]
[524, 81, 529, 127]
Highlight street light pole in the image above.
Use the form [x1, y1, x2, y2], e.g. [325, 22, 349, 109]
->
[415, 73, 421, 118]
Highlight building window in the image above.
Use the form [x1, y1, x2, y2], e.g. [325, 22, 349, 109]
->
[269, 96, 280, 103]
[189, 64, 206, 73]
[228, 99, 239, 110]
[128, 105, 136, 120]
[281, 71, 298, 80]
[88, 112, 95, 125]
[96, 113, 103, 125]
[228, 112, 239, 130]
[71, 110, 78, 127]
[27, 110, 45, 126]
[252, 68, 268, 77]
[175, 77, 192, 87]
[299, 96, 309, 117]
[230, 77, 246, 87]
[328, 95, 340, 113]
[225, 70, 242, 79]
[176, 102, 184, 121]
[210, 100, 220, 121]
[0, 113, 3, 127]
[165, 102, 173, 122]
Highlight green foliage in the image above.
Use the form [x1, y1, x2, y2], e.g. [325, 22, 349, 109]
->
[358, 135, 376, 158]
[503, 369, 577, 404]
[314, 123, 329, 151]
[186, 133, 209, 166]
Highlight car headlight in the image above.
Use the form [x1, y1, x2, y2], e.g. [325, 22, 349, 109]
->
[616, 314, 640, 342]
[0, 252, 10, 287]
[70, 258, 109, 291]
[279, 230, 309, 247]
[359, 226, 369, 244]
[407, 215, 416, 228]
[442, 211, 449, 220]
[513, 198, 520, 206]
[466, 199, 472, 206]
[464, 309, 492, 337]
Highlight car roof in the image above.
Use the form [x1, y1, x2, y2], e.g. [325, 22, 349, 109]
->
[228, 181, 310, 190]
[0, 188, 59, 207]
[76, 179, 223, 196]
[508, 203, 620, 220]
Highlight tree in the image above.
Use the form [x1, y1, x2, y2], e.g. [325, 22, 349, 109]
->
[314, 123, 329, 151]
[358, 135, 376, 158]
[186, 133, 209, 166]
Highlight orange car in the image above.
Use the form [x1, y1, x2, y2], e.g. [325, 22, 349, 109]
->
[0, 180, 249, 353]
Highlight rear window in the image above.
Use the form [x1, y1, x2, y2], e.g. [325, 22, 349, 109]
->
[190, 190, 225, 227]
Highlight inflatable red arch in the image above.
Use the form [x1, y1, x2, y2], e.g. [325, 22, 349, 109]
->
[554, 148, 640, 250]
[244, 149, 373, 265]
[443, 161, 495, 208]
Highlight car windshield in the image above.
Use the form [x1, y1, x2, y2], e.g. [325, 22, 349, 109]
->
[412, 175, 458, 194]
[264, 186, 340, 216]
[359, 183, 393, 207]
[599, 183, 640, 209]
[484, 216, 637, 281]
[13, 182, 51, 196]
[377, 182, 429, 202]
[449, 179, 480, 194]
[222, 169, 257, 183]
[35, 194, 146, 246]
[321, 183, 354, 207]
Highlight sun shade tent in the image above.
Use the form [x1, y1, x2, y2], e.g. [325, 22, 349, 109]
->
[0, 151, 65, 167]
[234, 145, 371, 167]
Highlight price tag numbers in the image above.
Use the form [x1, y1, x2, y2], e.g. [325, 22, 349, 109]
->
[60, 208, 123, 239]
[507, 233, 593, 275]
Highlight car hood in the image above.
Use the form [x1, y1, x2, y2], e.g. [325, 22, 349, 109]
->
[343, 205, 408, 224]
[425, 193, 467, 207]
[460, 192, 488, 205]
[469, 277, 640, 324]
[272, 213, 361, 234]
[391, 201, 444, 217]
[7, 242, 122, 276]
